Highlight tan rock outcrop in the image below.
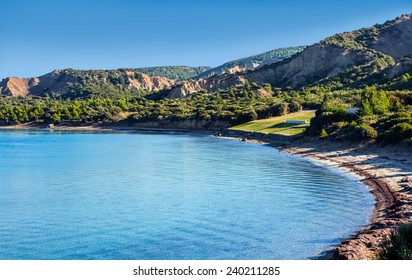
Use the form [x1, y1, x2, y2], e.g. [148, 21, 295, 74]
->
[0, 69, 175, 97]
[0, 77, 39, 96]
[167, 75, 247, 99]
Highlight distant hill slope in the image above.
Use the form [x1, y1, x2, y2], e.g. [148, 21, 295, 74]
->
[136, 66, 211, 80]
[167, 14, 412, 98]
[195, 46, 306, 79]
[0, 69, 175, 98]
[0, 47, 304, 98]
[0, 66, 212, 97]
[245, 14, 412, 88]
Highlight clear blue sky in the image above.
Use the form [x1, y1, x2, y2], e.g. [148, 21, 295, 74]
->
[1, 0, 411, 79]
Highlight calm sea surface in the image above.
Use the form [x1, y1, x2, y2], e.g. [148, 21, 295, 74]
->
[0, 130, 374, 259]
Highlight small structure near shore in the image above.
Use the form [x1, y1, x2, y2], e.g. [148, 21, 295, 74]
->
[285, 120, 307, 124]
[346, 108, 359, 115]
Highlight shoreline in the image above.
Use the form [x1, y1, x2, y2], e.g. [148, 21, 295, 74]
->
[220, 130, 412, 259]
[2, 124, 412, 259]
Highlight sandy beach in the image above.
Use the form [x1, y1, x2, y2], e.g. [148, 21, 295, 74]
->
[1, 123, 411, 259]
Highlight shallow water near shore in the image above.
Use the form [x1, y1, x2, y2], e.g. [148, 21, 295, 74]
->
[0, 130, 374, 259]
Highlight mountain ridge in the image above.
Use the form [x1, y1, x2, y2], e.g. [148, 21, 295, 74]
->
[166, 14, 412, 98]
[0, 45, 307, 98]
[195, 46, 307, 79]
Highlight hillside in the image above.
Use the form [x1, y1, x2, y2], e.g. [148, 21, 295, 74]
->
[0, 69, 175, 98]
[246, 13, 412, 88]
[136, 66, 211, 80]
[167, 14, 412, 98]
[195, 46, 306, 79]
[0, 66, 213, 98]
[0, 47, 303, 98]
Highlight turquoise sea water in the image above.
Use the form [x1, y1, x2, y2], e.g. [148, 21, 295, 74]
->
[0, 130, 374, 259]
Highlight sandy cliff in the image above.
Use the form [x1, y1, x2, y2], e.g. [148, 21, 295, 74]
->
[0, 69, 175, 97]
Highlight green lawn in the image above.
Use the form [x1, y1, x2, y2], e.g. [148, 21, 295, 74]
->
[230, 111, 315, 136]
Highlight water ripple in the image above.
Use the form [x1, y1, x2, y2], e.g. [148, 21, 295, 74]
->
[0, 131, 374, 259]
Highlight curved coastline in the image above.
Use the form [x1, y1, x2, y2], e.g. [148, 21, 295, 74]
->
[219, 130, 412, 259]
[1, 124, 411, 259]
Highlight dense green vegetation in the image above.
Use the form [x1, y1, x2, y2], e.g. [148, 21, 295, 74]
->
[307, 86, 412, 145]
[0, 82, 313, 127]
[378, 224, 412, 260]
[196, 46, 306, 79]
[136, 66, 211, 80]
[1, 72, 411, 145]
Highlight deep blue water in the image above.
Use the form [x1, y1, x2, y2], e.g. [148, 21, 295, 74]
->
[0, 130, 374, 260]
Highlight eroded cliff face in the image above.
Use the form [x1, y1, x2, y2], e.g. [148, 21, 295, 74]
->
[245, 44, 377, 87]
[165, 43, 376, 98]
[124, 70, 174, 91]
[0, 77, 40, 97]
[0, 69, 175, 97]
[371, 14, 412, 60]
[167, 75, 247, 99]
[384, 59, 412, 79]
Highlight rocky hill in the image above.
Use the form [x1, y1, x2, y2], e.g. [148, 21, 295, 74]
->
[195, 46, 306, 79]
[0, 69, 175, 97]
[245, 14, 412, 88]
[167, 14, 412, 98]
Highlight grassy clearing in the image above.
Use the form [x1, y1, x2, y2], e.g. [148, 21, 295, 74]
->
[230, 111, 315, 136]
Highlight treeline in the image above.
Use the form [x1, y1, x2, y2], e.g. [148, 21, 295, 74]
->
[307, 86, 412, 144]
[0, 82, 317, 126]
[1, 73, 411, 145]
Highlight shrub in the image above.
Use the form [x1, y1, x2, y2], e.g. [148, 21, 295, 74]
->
[359, 115, 379, 126]
[378, 224, 412, 260]
[359, 87, 390, 116]
[378, 112, 412, 131]
[393, 122, 412, 134]
[262, 83, 273, 94]
[353, 124, 378, 140]
[379, 122, 412, 144]
[289, 101, 302, 113]
[320, 129, 329, 138]
[270, 103, 288, 116]
[234, 109, 258, 124]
